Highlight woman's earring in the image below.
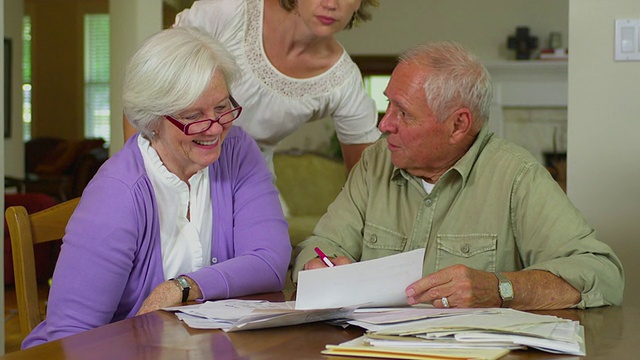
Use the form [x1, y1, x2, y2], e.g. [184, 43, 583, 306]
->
[293, 0, 299, 15]
[349, 13, 359, 28]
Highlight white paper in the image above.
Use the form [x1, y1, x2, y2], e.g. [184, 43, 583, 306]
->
[350, 307, 498, 325]
[324, 336, 512, 360]
[356, 308, 586, 356]
[165, 299, 355, 332]
[295, 248, 425, 310]
[374, 308, 569, 336]
[453, 321, 585, 355]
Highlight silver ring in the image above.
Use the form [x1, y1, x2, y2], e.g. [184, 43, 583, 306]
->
[441, 296, 450, 308]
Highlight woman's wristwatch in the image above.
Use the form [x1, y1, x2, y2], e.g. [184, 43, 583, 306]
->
[173, 276, 191, 303]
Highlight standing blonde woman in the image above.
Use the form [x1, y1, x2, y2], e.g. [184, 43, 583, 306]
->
[124, 0, 381, 173]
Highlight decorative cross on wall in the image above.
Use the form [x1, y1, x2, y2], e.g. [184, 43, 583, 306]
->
[507, 27, 539, 60]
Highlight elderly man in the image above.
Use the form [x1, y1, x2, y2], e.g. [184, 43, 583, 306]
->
[292, 42, 623, 310]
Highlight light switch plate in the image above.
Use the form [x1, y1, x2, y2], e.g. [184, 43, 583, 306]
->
[615, 19, 640, 61]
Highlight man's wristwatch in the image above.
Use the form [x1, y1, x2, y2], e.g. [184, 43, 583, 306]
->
[493, 272, 514, 307]
[173, 276, 191, 303]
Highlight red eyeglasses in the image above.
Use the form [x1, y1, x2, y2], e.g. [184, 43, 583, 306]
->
[164, 96, 242, 135]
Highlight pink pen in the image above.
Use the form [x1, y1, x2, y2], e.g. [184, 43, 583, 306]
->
[314, 247, 335, 268]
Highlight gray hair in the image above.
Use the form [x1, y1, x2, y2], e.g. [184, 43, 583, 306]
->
[399, 42, 493, 128]
[122, 27, 240, 139]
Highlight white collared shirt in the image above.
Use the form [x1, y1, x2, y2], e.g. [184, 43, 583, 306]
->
[138, 136, 213, 280]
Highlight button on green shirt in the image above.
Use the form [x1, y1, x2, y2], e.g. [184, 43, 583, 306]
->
[293, 126, 624, 308]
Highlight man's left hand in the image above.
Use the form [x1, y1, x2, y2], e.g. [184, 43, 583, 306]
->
[405, 264, 501, 308]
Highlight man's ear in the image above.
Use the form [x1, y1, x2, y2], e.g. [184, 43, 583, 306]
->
[449, 108, 473, 144]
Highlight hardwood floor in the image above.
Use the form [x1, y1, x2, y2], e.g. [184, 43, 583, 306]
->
[4, 284, 49, 353]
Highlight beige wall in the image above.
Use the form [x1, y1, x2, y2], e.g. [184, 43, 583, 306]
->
[3, 0, 24, 178]
[337, 0, 569, 60]
[108, 0, 162, 156]
[568, 0, 640, 305]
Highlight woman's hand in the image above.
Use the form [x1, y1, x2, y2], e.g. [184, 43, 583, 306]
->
[136, 277, 202, 315]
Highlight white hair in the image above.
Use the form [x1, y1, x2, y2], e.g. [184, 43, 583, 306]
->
[122, 27, 240, 139]
[399, 42, 493, 128]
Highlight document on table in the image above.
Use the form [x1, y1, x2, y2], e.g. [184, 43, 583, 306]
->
[322, 335, 511, 360]
[369, 308, 568, 336]
[343, 307, 586, 356]
[349, 306, 499, 327]
[295, 248, 425, 310]
[164, 300, 355, 332]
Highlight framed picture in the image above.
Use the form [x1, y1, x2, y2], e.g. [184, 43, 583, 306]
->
[4, 38, 11, 138]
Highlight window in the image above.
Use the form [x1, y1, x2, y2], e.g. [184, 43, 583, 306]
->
[351, 56, 397, 122]
[84, 14, 110, 145]
[22, 16, 31, 141]
[364, 75, 391, 114]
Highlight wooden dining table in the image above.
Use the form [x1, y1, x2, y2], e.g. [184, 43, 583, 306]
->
[1, 291, 636, 359]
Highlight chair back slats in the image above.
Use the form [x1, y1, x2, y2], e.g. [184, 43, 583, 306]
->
[5, 197, 80, 337]
[30, 198, 79, 244]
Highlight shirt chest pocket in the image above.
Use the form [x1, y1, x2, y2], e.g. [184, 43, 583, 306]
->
[362, 223, 407, 261]
[435, 234, 497, 272]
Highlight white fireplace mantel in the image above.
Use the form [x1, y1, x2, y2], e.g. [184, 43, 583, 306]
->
[485, 60, 568, 137]
[486, 60, 568, 107]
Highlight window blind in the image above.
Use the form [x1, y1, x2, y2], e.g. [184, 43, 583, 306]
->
[84, 14, 110, 145]
[22, 16, 31, 141]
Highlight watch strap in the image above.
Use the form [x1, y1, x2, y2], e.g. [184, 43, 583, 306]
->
[173, 276, 191, 303]
[493, 272, 513, 308]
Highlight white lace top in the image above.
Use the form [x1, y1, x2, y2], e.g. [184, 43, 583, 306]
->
[175, 0, 381, 161]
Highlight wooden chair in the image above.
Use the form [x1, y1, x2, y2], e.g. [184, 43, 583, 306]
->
[4, 197, 80, 337]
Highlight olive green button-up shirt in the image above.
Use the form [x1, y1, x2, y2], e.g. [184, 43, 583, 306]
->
[293, 126, 624, 308]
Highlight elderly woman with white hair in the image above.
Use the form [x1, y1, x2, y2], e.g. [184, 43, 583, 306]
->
[22, 26, 291, 349]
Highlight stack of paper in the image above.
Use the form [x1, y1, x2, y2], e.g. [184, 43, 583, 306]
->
[324, 336, 511, 360]
[166, 248, 585, 358]
[322, 307, 585, 358]
[166, 249, 426, 331]
[164, 300, 354, 332]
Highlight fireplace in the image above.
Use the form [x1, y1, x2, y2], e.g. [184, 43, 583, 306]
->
[487, 61, 568, 190]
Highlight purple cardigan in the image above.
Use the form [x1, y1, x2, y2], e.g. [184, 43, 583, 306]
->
[23, 126, 291, 348]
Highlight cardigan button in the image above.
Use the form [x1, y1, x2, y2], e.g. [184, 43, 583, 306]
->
[211, 257, 218, 264]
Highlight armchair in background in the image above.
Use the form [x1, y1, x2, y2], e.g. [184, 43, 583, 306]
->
[5, 176, 26, 194]
[273, 150, 347, 248]
[24, 137, 108, 201]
